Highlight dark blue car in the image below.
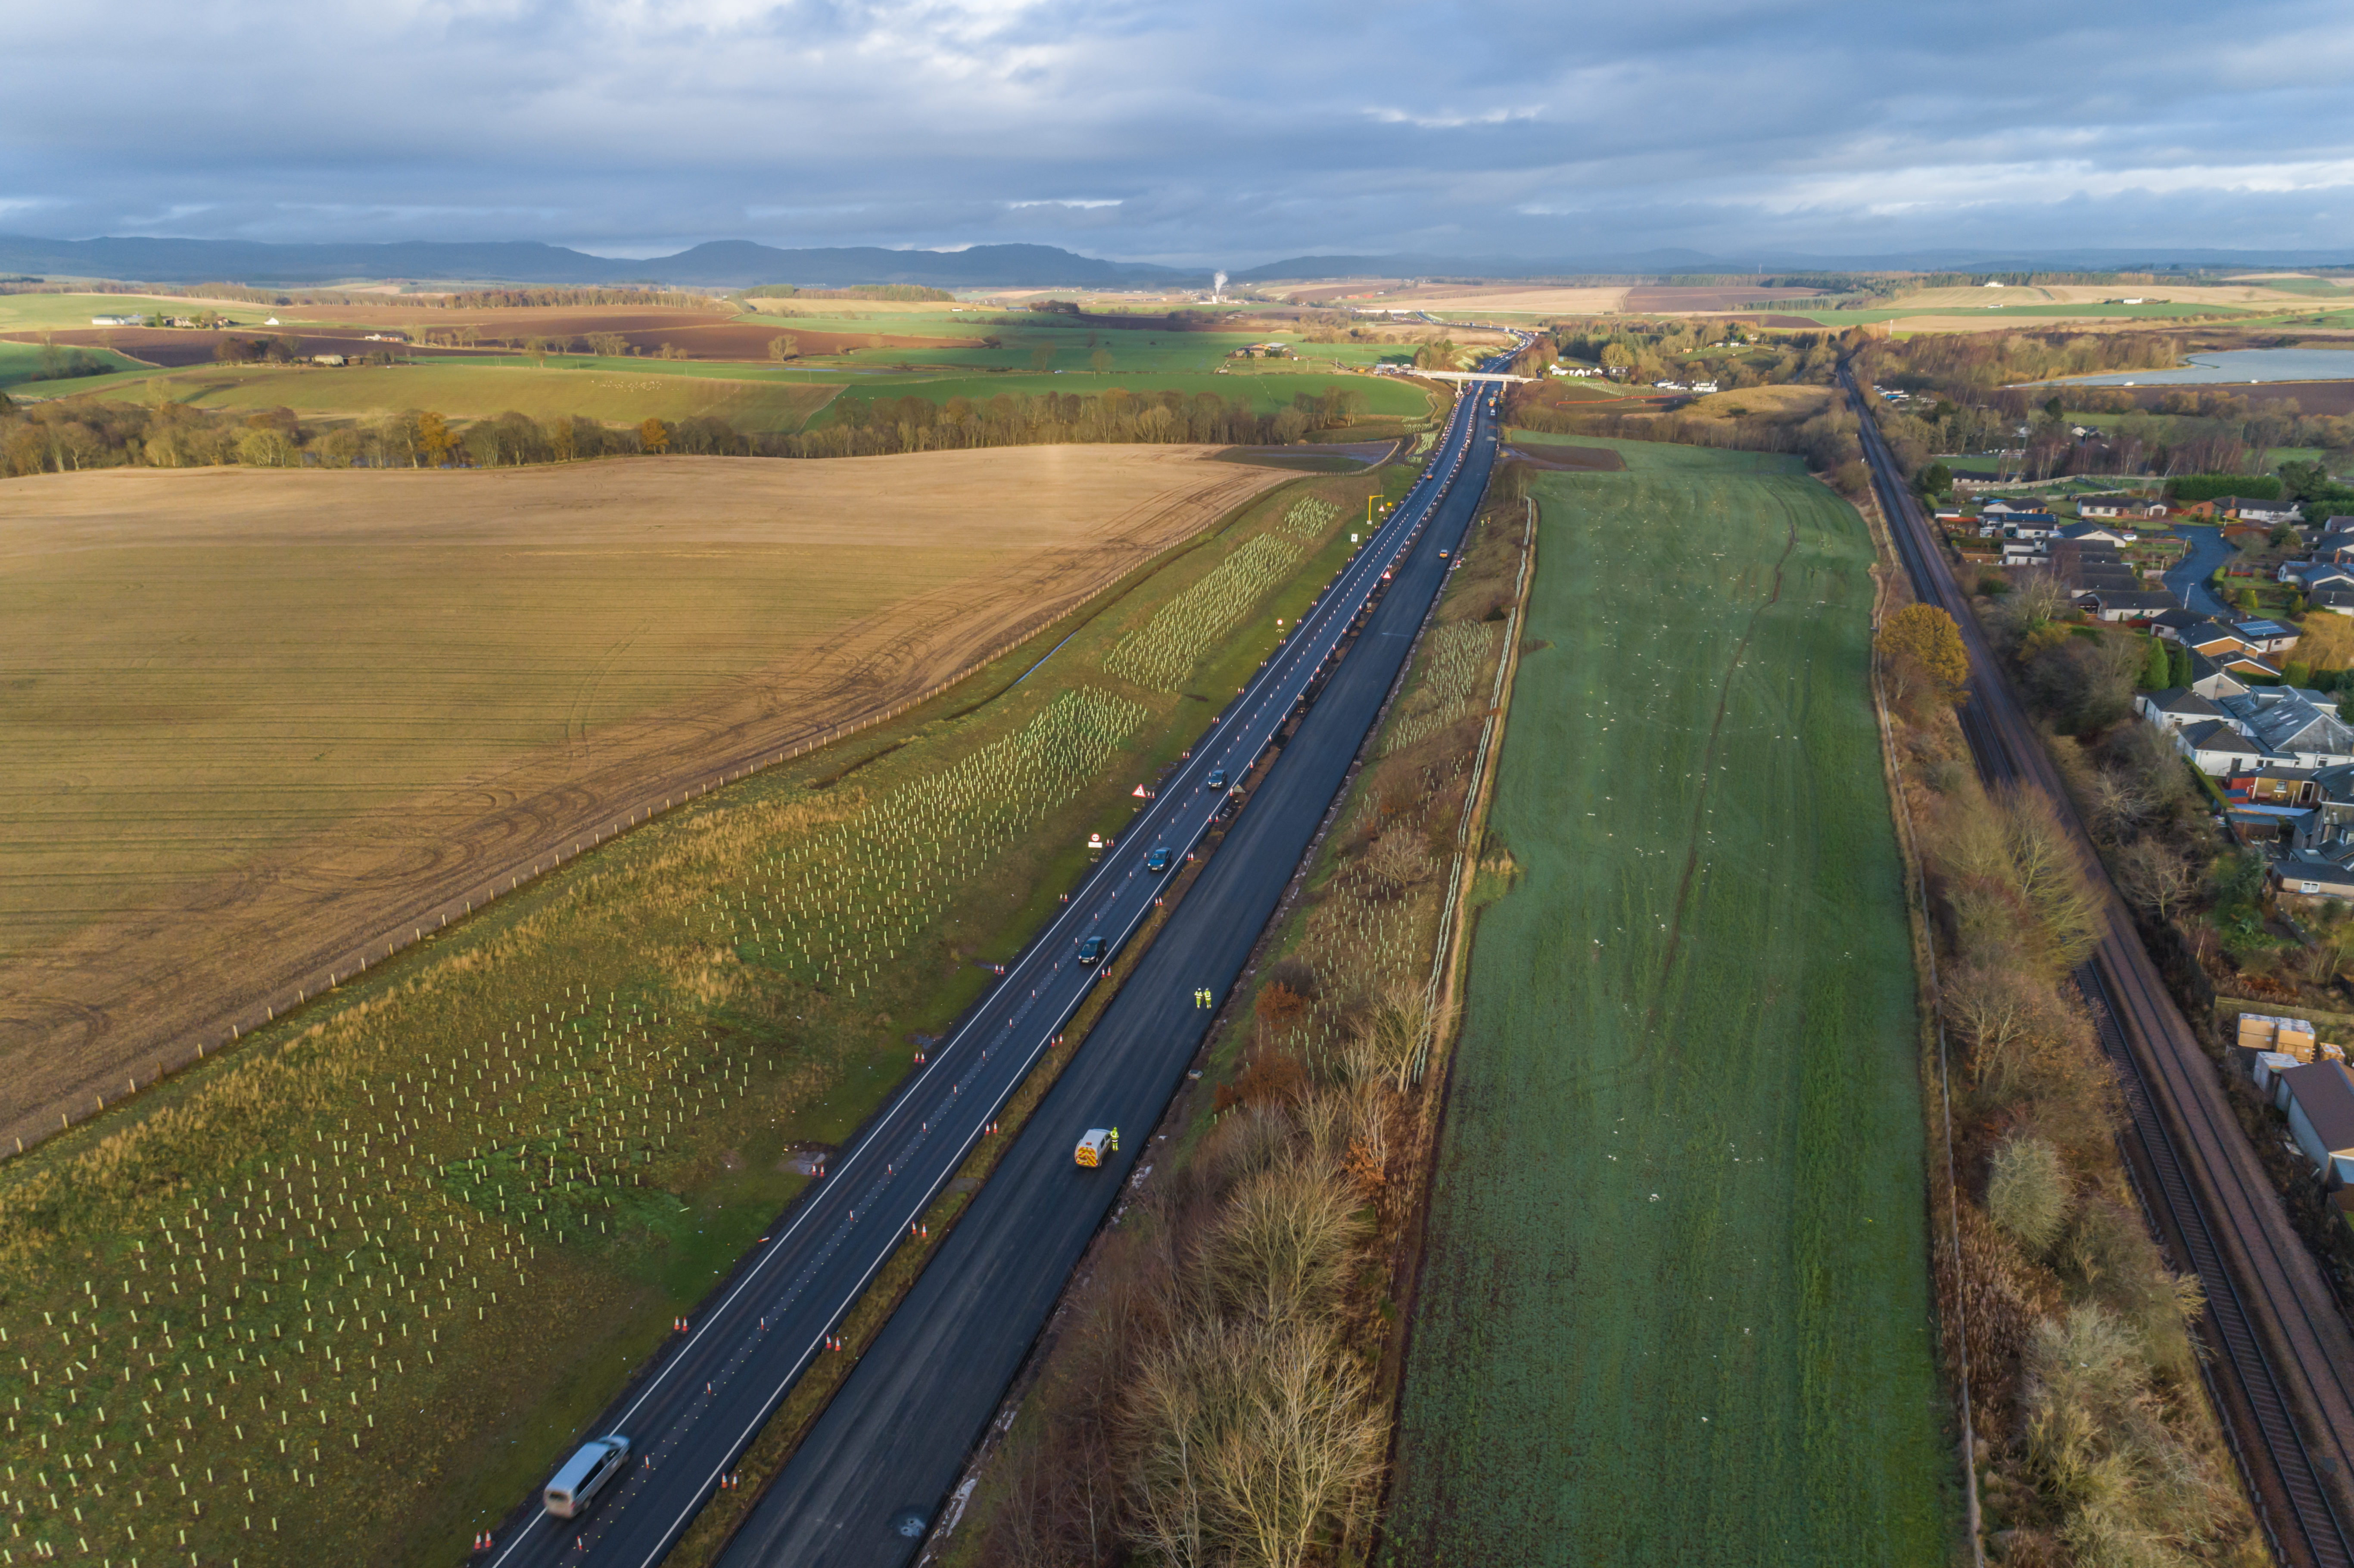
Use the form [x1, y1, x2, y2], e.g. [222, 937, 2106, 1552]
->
[1079, 935, 1106, 965]
[1207, 768, 1228, 790]
[1146, 847, 1173, 873]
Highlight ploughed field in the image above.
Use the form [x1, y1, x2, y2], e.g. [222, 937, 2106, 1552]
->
[1387, 441, 1951, 1563]
[0, 446, 1288, 1152]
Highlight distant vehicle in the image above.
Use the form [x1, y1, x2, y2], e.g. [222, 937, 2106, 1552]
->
[1146, 847, 1173, 873]
[1074, 1128, 1113, 1167]
[544, 1435, 631, 1518]
[1079, 935, 1107, 965]
[1208, 768, 1228, 790]
[1438, 549, 1450, 559]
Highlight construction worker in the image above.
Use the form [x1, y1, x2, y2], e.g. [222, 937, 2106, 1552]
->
[1110, 1127, 1120, 1152]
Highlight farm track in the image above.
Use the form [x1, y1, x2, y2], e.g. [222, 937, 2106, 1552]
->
[1846, 367, 2354, 1567]
[0, 455, 1285, 1157]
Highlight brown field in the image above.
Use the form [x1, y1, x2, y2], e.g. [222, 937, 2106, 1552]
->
[1620, 285, 1831, 312]
[8, 314, 959, 366]
[0, 447, 1289, 1151]
[1891, 282, 2319, 310]
[1681, 383, 1834, 421]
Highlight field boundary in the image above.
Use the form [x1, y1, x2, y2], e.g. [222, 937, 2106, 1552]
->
[3, 458, 1320, 1164]
[1856, 483, 1988, 1567]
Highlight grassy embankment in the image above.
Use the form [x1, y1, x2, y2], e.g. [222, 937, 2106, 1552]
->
[0, 467, 1387, 1568]
[1386, 440, 1954, 1564]
[937, 458, 1519, 1566]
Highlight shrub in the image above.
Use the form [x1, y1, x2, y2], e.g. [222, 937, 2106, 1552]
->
[1988, 1132, 2072, 1255]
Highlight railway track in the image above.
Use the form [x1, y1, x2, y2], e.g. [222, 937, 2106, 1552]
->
[1842, 366, 2354, 1566]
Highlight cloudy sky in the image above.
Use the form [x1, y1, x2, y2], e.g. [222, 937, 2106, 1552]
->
[6, 0, 2350, 265]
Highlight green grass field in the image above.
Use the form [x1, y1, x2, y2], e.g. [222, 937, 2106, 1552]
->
[0, 464, 1377, 1568]
[0, 338, 149, 390]
[1385, 440, 1951, 1565]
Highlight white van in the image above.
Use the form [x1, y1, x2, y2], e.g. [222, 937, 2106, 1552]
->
[1074, 1129, 1112, 1168]
[544, 1434, 631, 1518]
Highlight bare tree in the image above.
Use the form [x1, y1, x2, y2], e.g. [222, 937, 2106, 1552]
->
[2116, 839, 2200, 923]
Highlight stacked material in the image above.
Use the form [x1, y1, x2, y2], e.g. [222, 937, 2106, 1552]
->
[2239, 1012, 2319, 1061]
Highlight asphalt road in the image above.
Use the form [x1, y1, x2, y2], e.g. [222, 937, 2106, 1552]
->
[2165, 522, 2234, 617]
[481, 350, 1517, 1568]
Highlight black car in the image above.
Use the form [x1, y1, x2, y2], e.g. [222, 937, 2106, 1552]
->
[1207, 768, 1228, 790]
[1078, 935, 1106, 965]
[1146, 847, 1173, 873]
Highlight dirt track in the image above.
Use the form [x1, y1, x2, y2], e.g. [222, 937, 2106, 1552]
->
[0, 448, 1287, 1154]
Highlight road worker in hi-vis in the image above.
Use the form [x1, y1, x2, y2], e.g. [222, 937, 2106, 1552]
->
[1110, 1128, 1120, 1152]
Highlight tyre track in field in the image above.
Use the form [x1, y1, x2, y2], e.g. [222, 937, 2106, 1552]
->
[1653, 502, 1800, 990]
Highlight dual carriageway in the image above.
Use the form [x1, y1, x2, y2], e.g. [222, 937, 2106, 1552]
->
[488, 340, 1528, 1568]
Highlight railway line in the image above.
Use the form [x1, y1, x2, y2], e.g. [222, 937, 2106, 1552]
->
[1844, 366, 2354, 1566]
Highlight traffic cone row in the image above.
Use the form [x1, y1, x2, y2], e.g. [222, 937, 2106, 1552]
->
[825, 1333, 843, 1351]
[913, 1048, 926, 1063]
[984, 1120, 999, 1136]
[910, 1220, 929, 1239]
[719, 1472, 742, 1491]
[472, 1531, 494, 1552]
[673, 1316, 690, 1333]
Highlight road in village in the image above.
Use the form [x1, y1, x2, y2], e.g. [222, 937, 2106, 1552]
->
[484, 341, 1521, 1568]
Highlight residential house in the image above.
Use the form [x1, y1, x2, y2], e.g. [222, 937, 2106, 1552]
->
[2274, 852, 2354, 900]
[1977, 497, 2030, 516]
[2146, 607, 2204, 641]
[2002, 512, 2061, 539]
[2078, 494, 2170, 520]
[2185, 647, 2259, 700]
[2227, 764, 2323, 806]
[2233, 617, 2301, 654]
[2273, 1063, 2354, 1184]
[2056, 520, 2139, 546]
[2184, 495, 2303, 525]
[2315, 586, 2354, 618]
[2000, 539, 2048, 566]
[2218, 685, 2354, 768]
[2078, 588, 2177, 621]
[2154, 682, 2354, 773]
[2136, 688, 2229, 734]
[2175, 618, 2275, 668]
[2282, 561, 2354, 594]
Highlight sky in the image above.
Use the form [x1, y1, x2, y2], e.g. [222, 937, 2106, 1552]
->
[5, 0, 2351, 267]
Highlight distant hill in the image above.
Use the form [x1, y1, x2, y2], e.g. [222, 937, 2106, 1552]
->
[0, 235, 1201, 289]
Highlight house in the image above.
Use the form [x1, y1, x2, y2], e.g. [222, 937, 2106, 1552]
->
[2137, 688, 2229, 734]
[2273, 1062, 2354, 1183]
[2186, 647, 2263, 698]
[2275, 853, 2354, 901]
[2002, 513, 2061, 540]
[2283, 562, 2354, 594]
[2000, 540, 2048, 566]
[2053, 541, 2140, 593]
[2227, 764, 2322, 806]
[2233, 617, 2301, 654]
[2057, 520, 2138, 545]
[2217, 686, 2354, 768]
[2078, 494, 2170, 520]
[2176, 618, 2272, 664]
[1977, 497, 2030, 517]
[2146, 607, 2203, 639]
[2078, 588, 2177, 621]
[2314, 586, 2354, 618]
[2177, 719, 2258, 773]
[89, 313, 143, 327]
[2231, 498, 2306, 526]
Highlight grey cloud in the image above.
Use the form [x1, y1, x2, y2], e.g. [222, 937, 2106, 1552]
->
[3, 0, 2350, 264]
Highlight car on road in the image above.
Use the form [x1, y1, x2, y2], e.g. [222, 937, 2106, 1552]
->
[1207, 768, 1228, 789]
[1074, 1128, 1113, 1167]
[1078, 935, 1106, 965]
[544, 1434, 630, 1518]
[1146, 846, 1172, 873]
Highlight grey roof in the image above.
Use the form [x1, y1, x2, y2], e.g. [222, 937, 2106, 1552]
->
[2148, 688, 2227, 719]
[2151, 607, 2202, 629]
[2178, 719, 2245, 752]
[2276, 854, 2354, 894]
[2217, 687, 2354, 759]
[2087, 589, 2176, 611]
[2280, 1062, 2354, 1152]
[2236, 618, 2295, 640]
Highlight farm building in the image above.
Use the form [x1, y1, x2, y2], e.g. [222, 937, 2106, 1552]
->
[2273, 1063, 2354, 1184]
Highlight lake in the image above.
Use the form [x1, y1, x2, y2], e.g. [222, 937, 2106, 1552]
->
[2044, 348, 2354, 386]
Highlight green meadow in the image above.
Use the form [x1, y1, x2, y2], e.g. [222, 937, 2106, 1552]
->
[1386, 440, 1952, 1565]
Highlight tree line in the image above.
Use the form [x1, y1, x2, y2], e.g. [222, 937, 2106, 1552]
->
[0, 384, 1377, 479]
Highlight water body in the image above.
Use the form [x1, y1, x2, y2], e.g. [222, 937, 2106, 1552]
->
[2046, 348, 2354, 386]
